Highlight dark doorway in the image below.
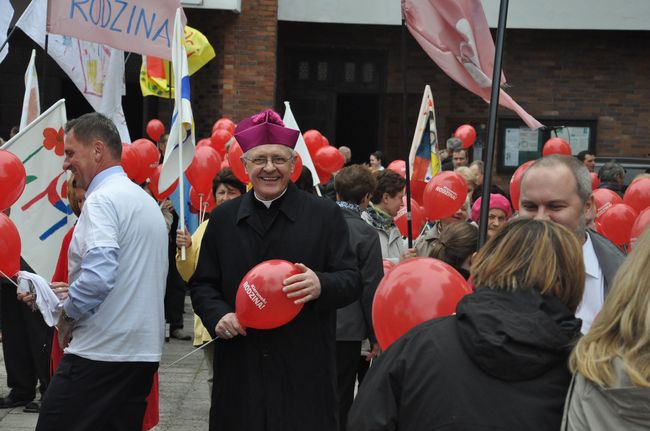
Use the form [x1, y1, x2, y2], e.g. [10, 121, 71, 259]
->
[335, 93, 380, 165]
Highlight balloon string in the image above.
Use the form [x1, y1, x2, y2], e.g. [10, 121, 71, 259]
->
[199, 194, 204, 224]
[163, 336, 219, 369]
[0, 268, 20, 288]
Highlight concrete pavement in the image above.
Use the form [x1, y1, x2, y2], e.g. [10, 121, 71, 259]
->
[0, 297, 211, 430]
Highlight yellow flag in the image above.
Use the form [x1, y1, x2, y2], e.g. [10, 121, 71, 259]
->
[139, 26, 215, 98]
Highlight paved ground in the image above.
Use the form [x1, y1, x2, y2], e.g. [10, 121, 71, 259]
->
[0, 297, 211, 430]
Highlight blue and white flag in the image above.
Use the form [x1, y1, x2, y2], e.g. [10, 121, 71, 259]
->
[159, 8, 195, 192]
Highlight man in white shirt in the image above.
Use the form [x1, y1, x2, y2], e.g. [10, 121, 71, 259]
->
[36, 113, 168, 430]
[518, 155, 625, 333]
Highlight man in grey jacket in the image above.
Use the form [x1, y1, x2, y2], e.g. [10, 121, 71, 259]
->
[519, 155, 625, 333]
[334, 165, 384, 431]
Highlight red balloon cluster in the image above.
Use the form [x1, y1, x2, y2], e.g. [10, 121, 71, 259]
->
[542, 138, 571, 157]
[148, 165, 177, 201]
[623, 178, 650, 214]
[146, 119, 165, 142]
[186, 146, 222, 196]
[630, 208, 650, 249]
[290, 152, 303, 183]
[227, 141, 250, 184]
[454, 125, 477, 149]
[0, 150, 27, 211]
[235, 260, 304, 329]
[509, 159, 536, 211]
[212, 118, 236, 136]
[209, 129, 232, 157]
[303, 129, 343, 183]
[422, 172, 468, 221]
[394, 197, 425, 240]
[0, 213, 21, 278]
[372, 257, 472, 350]
[189, 186, 216, 214]
[592, 188, 623, 219]
[387, 160, 406, 178]
[590, 172, 600, 190]
[597, 204, 638, 247]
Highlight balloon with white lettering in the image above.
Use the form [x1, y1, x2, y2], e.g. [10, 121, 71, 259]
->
[422, 172, 468, 221]
[235, 260, 303, 329]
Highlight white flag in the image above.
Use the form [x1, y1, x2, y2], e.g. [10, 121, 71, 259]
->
[0, 100, 74, 281]
[283, 101, 320, 187]
[0, 0, 12, 63]
[20, 49, 41, 131]
[16, 0, 131, 142]
[159, 8, 195, 192]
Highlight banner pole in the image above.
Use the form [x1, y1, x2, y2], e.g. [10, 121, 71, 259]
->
[478, 0, 509, 248]
[401, 15, 413, 248]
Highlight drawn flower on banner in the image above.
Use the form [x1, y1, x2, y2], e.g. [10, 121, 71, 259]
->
[43, 127, 65, 156]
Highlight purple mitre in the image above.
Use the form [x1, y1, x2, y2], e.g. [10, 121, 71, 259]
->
[234, 109, 300, 153]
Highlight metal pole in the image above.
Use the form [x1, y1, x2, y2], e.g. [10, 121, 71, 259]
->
[0, 26, 18, 55]
[478, 0, 509, 248]
[401, 18, 413, 248]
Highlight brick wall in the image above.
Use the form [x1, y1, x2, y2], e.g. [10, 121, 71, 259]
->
[187, 0, 278, 138]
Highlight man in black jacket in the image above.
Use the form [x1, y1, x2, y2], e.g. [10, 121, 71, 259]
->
[189, 110, 360, 431]
[333, 165, 384, 431]
[519, 155, 625, 333]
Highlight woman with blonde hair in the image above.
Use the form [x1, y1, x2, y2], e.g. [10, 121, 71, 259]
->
[348, 219, 584, 430]
[562, 227, 650, 430]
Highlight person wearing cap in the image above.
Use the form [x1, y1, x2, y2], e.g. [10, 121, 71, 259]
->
[470, 193, 513, 239]
[189, 109, 360, 431]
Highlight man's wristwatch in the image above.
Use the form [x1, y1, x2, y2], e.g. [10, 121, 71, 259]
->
[61, 307, 76, 324]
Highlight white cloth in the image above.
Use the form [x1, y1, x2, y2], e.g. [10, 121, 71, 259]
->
[17, 271, 62, 327]
[576, 235, 604, 334]
[66, 169, 168, 362]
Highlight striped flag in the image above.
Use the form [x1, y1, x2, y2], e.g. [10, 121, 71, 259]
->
[159, 8, 195, 192]
[409, 85, 440, 183]
[1, 100, 74, 281]
[20, 49, 41, 131]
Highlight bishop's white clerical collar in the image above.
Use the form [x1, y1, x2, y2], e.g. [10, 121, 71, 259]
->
[254, 187, 288, 208]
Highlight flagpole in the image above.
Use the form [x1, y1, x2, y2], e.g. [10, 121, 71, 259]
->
[401, 15, 413, 248]
[478, 0, 509, 248]
[42, 34, 49, 105]
[0, 26, 17, 55]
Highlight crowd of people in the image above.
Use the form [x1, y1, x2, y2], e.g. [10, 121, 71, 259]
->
[0, 109, 648, 431]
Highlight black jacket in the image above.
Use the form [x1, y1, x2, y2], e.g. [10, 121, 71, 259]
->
[348, 287, 582, 430]
[336, 207, 383, 342]
[189, 182, 360, 431]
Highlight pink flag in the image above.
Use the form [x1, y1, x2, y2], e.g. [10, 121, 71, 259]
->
[46, 0, 185, 60]
[403, 0, 542, 130]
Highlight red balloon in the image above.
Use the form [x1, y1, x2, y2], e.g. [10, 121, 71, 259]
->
[148, 165, 177, 201]
[387, 160, 406, 178]
[132, 138, 159, 184]
[221, 159, 230, 170]
[0, 150, 27, 211]
[630, 208, 650, 249]
[598, 204, 638, 246]
[303, 130, 325, 156]
[197, 138, 212, 148]
[120, 143, 144, 182]
[422, 172, 468, 221]
[409, 180, 427, 207]
[372, 257, 472, 350]
[593, 188, 624, 219]
[394, 198, 425, 240]
[315, 165, 332, 184]
[454, 125, 477, 149]
[382, 259, 395, 275]
[290, 153, 303, 183]
[542, 138, 571, 156]
[623, 178, 650, 214]
[146, 119, 165, 142]
[227, 141, 250, 184]
[0, 213, 21, 278]
[189, 186, 216, 214]
[314, 146, 344, 173]
[235, 260, 304, 329]
[186, 146, 222, 196]
[212, 118, 236, 136]
[590, 172, 600, 191]
[210, 129, 232, 156]
[509, 160, 536, 211]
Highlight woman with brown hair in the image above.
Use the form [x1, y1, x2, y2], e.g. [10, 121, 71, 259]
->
[348, 219, 585, 430]
[428, 221, 478, 280]
[562, 228, 650, 430]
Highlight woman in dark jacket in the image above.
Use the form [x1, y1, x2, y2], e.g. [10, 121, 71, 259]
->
[348, 218, 585, 430]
